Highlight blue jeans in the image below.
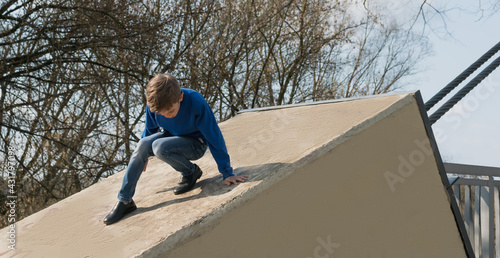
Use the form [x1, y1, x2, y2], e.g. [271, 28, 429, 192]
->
[117, 132, 207, 202]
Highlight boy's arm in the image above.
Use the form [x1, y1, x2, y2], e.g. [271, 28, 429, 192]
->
[195, 98, 235, 179]
[141, 105, 160, 138]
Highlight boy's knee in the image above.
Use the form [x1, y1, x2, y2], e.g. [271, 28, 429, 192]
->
[152, 139, 178, 158]
[136, 137, 154, 154]
[151, 139, 165, 156]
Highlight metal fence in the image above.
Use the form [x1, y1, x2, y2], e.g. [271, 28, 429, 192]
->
[445, 163, 500, 258]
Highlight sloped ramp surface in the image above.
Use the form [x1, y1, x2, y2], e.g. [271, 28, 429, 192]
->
[0, 92, 470, 257]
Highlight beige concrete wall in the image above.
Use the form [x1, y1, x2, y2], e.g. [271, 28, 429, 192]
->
[0, 93, 468, 257]
[161, 98, 467, 257]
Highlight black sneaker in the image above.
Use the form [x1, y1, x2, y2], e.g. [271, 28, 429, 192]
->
[103, 200, 137, 225]
[174, 164, 203, 195]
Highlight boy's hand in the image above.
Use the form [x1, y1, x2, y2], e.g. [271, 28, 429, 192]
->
[223, 175, 248, 186]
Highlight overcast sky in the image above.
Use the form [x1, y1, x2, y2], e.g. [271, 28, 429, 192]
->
[397, 0, 500, 167]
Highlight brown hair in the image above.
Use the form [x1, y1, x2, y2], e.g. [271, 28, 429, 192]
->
[146, 73, 182, 112]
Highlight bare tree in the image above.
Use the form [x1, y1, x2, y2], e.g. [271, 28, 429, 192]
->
[313, 16, 429, 100]
[0, 0, 429, 227]
[362, 0, 500, 37]
[0, 0, 166, 226]
[179, 0, 428, 119]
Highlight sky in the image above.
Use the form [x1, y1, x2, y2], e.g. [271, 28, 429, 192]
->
[397, 0, 500, 167]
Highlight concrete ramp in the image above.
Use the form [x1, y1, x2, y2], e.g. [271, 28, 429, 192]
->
[1, 92, 472, 257]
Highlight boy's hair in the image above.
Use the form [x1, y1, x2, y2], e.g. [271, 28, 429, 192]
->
[146, 73, 182, 112]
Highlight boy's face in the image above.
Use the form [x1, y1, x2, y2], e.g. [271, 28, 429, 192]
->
[158, 92, 183, 118]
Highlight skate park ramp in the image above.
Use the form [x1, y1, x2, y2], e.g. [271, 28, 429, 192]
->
[0, 91, 472, 257]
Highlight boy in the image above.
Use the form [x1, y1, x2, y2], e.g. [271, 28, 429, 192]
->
[104, 73, 248, 225]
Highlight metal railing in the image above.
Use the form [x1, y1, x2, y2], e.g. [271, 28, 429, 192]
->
[445, 163, 500, 258]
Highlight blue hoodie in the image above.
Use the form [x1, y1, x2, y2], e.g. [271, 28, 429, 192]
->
[141, 88, 234, 179]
